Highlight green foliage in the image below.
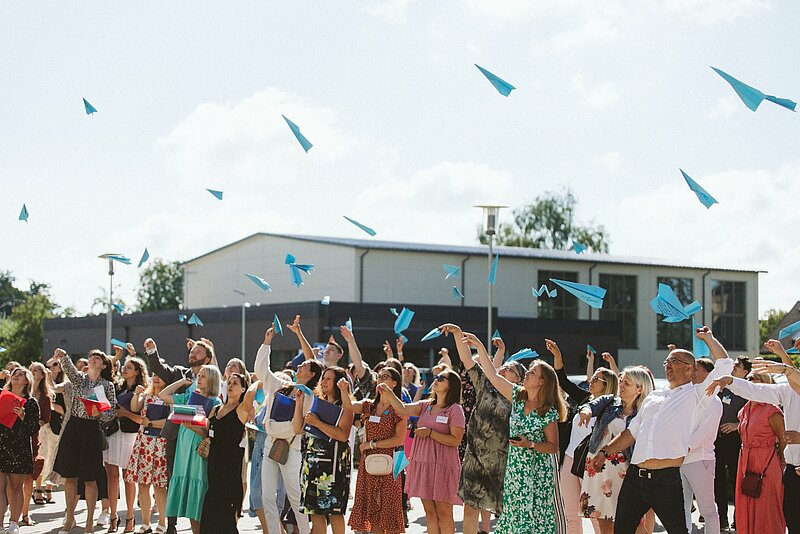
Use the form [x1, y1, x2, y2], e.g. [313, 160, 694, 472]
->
[0, 292, 57, 365]
[0, 270, 27, 318]
[759, 308, 787, 345]
[478, 188, 610, 252]
[136, 259, 184, 312]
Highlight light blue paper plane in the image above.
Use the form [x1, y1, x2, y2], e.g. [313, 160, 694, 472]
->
[83, 98, 97, 115]
[178, 314, 187, 322]
[110, 338, 127, 349]
[107, 255, 132, 265]
[289, 265, 303, 287]
[692, 318, 710, 357]
[393, 307, 415, 334]
[398, 334, 408, 344]
[18, 204, 28, 223]
[187, 313, 203, 326]
[778, 319, 800, 340]
[711, 67, 796, 112]
[443, 264, 460, 280]
[343, 216, 376, 236]
[393, 450, 410, 480]
[293, 383, 314, 396]
[137, 248, 150, 268]
[474, 64, 516, 97]
[345, 317, 352, 331]
[488, 256, 499, 285]
[550, 278, 606, 309]
[492, 329, 501, 339]
[390, 308, 398, 317]
[649, 283, 702, 323]
[293, 264, 315, 273]
[112, 303, 125, 315]
[285, 253, 296, 265]
[788, 347, 799, 354]
[572, 241, 587, 254]
[532, 285, 557, 298]
[507, 348, 539, 362]
[246, 273, 272, 292]
[282, 115, 313, 152]
[680, 170, 717, 209]
[587, 344, 596, 355]
[274, 314, 283, 335]
[206, 189, 223, 200]
[452, 286, 465, 300]
[320, 296, 331, 305]
[421, 327, 442, 342]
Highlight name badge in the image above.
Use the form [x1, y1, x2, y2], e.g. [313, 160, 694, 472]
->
[368, 415, 381, 423]
[436, 415, 449, 424]
[208, 428, 215, 438]
[153, 399, 164, 405]
[722, 396, 731, 405]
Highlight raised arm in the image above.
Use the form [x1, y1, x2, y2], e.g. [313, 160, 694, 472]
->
[438, 349, 452, 368]
[546, 339, 590, 404]
[237, 380, 262, 424]
[340, 325, 366, 379]
[286, 315, 315, 362]
[159, 377, 193, 405]
[54, 348, 82, 383]
[254, 324, 291, 394]
[491, 337, 506, 369]
[752, 359, 800, 396]
[764, 339, 797, 368]
[440, 324, 474, 371]
[143, 338, 179, 385]
[586, 348, 595, 382]
[382, 340, 395, 361]
[462, 332, 514, 401]
[376, 382, 424, 417]
[129, 384, 147, 413]
[694, 326, 729, 361]
[337, 377, 364, 414]
[601, 352, 619, 375]
[396, 336, 405, 362]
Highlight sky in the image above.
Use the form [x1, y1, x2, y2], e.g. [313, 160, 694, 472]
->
[2, 0, 799, 316]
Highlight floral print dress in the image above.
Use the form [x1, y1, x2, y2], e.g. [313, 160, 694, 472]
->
[495, 385, 559, 534]
[580, 415, 628, 520]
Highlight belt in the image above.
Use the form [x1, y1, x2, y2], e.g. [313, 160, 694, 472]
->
[633, 465, 679, 479]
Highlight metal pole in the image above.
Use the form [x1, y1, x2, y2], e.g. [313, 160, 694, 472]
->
[241, 304, 246, 360]
[106, 259, 114, 355]
[487, 235, 493, 348]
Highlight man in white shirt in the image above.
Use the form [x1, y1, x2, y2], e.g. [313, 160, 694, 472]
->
[596, 327, 733, 534]
[681, 358, 723, 534]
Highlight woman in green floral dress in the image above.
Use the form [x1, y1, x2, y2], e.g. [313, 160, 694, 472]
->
[463, 333, 567, 534]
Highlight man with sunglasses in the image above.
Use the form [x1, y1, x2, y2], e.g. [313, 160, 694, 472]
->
[594, 327, 734, 534]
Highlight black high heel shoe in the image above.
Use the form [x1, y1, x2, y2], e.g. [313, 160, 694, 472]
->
[108, 515, 120, 533]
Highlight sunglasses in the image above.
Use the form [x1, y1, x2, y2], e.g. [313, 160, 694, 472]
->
[590, 376, 607, 383]
[432, 375, 447, 382]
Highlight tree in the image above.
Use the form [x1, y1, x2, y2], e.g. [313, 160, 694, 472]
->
[137, 259, 184, 312]
[478, 188, 610, 253]
[759, 308, 787, 345]
[0, 291, 57, 365]
[0, 270, 27, 319]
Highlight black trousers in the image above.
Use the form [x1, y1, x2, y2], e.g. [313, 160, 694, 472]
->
[614, 465, 688, 534]
[785, 465, 800, 534]
[714, 432, 740, 528]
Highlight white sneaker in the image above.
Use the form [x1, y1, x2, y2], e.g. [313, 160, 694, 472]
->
[97, 511, 111, 526]
[7, 521, 20, 534]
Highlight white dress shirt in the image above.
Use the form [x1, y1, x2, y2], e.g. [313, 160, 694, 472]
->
[685, 394, 723, 464]
[728, 377, 800, 466]
[628, 358, 733, 466]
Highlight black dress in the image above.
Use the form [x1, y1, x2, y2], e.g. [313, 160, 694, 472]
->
[199, 407, 245, 534]
[0, 394, 40, 474]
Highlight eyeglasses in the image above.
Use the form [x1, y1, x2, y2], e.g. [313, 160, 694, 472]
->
[663, 358, 692, 367]
[589, 376, 607, 383]
[432, 375, 446, 382]
[377, 373, 393, 380]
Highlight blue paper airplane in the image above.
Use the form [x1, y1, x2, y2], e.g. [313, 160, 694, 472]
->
[488, 256, 499, 285]
[18, 204, 28, 223]
[532, 285, 557, 298]
[178, 314, 187, 322]
[587, 344, 596, 355]
[282, 115, 313, 152]
[390, 308, 398, 316]
[549, 278, 606, 309]
[112, 303, 125, 315]
[492, 329, 501, 339]
[788, 347, 799, 355]
[293, 383, 314, 396]
[206, 189, 223, 200]
[572, 241, 587, 254]
[711, 67, 796, 112]
[107, 255, 132, 265]
[398, 334, 408, 344]
[650, 283, 702, 323]
[680, 169, 717, 209]
[274, 314, 283, 335]
[285, 253, 296, 264]
[421, 327, 442, 342]
[474, 64, 516, 97]
[452, 286, 465, 300]
[393, 307, 415, 334]
[343, 216, 376, 236]
[345, 317, 352, 331]
[393, 450, 410, 480]
[187, 313, 203, 326]
[320, 296, 331, 305]
[507, 348, 539, 362]
[245, 273, 272, 292]
[137, 248, 150, 268]
[692, 318, 710, 357]
[778, 319, 800, 340]
[83, 98, 97, 115]
[110, 338, 127, 349]
[285, 254, 315, 287]
[443, 264, 460, 279]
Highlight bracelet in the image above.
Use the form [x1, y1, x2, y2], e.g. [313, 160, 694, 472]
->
[370, 440, 377, 449]
[599, 449, 609, 457]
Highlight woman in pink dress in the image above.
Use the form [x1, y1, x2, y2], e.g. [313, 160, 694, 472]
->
[378, 369, 465, 534]
[735, 372, 786, 534]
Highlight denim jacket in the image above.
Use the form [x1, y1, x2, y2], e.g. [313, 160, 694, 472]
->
[585, 394, 637, 457]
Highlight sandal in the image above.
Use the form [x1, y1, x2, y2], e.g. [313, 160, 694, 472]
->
[32, 488, 46, 505]
[153, 526, 167, 534]
[124, 516, 136, 533]
[108, 515, 120, 533]
[135, 526, 153, 534]
[44, 489, 53, 503]
[21, 514, 36, 526]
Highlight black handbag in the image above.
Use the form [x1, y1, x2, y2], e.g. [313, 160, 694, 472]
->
[102, 418, 120, 437]
[570, 400, 610, 479]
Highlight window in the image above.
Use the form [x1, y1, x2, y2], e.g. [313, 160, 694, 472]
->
[656, 277, 694, 349]
[599, 274, 637, 348]
[711, 280, 746, 350]
[537, 270, 579, 319]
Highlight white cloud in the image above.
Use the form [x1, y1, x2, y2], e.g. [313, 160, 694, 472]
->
[362, 0, 414, 21]
[594, 151, 622, 172]
[550, 17, 618, 51]
[571, 75, 620, 110]
[708, 94, 744, 118]
[652, 0, 771, 24]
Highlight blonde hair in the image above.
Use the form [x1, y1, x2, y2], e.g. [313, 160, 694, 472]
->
[621, 366, 654, 412]
[595, 368, 619, 397]
[199, 365, 222, 397]
[3, 367, 34, 397]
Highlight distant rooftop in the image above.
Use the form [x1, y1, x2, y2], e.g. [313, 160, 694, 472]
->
[183, 232, 763, 273]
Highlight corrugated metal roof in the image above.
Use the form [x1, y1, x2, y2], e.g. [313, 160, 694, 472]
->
[183, 232, 763, 273]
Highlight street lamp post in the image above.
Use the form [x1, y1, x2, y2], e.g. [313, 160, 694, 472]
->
[233, 289, 250, 360]
[98, 255, 117, 355]
[475, 205, 506, 348]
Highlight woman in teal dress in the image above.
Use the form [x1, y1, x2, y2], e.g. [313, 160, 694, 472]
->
[158, 365, 222, 534]
[463, 333, 567, 534]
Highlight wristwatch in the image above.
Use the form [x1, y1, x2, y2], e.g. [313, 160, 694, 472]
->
[599, 448, 609, 457]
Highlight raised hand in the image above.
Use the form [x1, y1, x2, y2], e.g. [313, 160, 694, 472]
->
[764, 339, 788, 357]
[492, 337, 506, 352]
[339, 325, 353, 342]
[544, 339, 561, 358]
[144, 338, 156, 352]
[695, 325, 713, 343]
[286, 315, 302, 335]
[439, 323, 463, 337]
[705, 375, 733, 396]
[382, 341, 393, 358]
[396, 336, 405, 354]
[601, 352, 616, 365]
[337, 377, 351, 393]
[263, 326, 275, 345]
[126, 343, 136, 356]
[461, 332, 481, 348]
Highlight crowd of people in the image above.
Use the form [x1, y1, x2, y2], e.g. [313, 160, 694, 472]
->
[0, 314, 798, 534]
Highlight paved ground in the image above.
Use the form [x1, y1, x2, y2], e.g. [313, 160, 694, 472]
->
[6, 468, 731, 533]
